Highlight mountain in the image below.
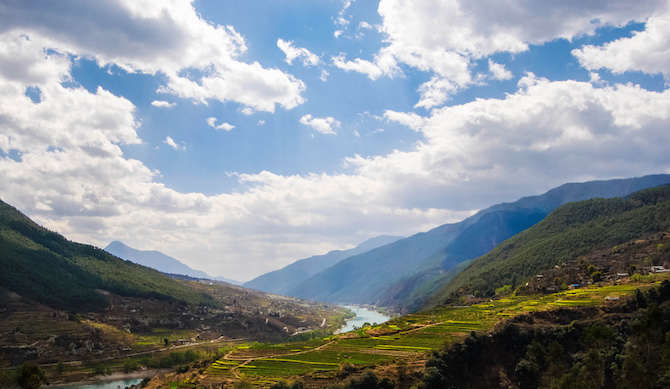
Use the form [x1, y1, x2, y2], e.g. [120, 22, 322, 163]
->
[286, 174, 670, 311]
[243, 235, 403, 294]
[0, 200, 212, 311]
[426, 184, 670, 307]
[104, 241, 241, 285]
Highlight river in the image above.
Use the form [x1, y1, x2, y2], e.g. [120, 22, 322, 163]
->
[340, 305, 390, 333]
[52, 378, 144, 389]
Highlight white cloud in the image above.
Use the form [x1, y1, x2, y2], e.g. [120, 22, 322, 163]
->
[573, 7, 670, 77]
[206, 117, 235, 131]
[359, 21, 374, 30]
[383, 110, 426, 131]
[239, 107, 254, 116]
[335, 0, 664, 106]
[299, 114, 341, 135]
[488, 59, 513, 81]
[350, 74, 670, 211]
[331, 53, 386, 80]
[258, 120, 265, 126]
[0, 0, 306, 113]
[277, 39, 320, 67]
[164, 136, 185, 151]
[151, 100, 176, 108]
[320, 69, 329, 82]
[415, 76, 460, 109]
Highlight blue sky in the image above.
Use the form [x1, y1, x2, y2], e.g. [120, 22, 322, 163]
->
[1, 0, 669, 281]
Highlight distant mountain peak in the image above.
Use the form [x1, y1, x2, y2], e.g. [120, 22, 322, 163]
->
[104, 241, 240, 285]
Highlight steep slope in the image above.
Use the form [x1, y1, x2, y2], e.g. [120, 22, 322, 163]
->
[104, 241, 240, 285]
[0, 200, 212, 311]
[243, 235, 402, 294]
[427, 184, 670, 307]
[288, 174, 670, 309]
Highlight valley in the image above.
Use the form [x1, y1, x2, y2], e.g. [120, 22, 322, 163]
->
[2, 180, 670, 389]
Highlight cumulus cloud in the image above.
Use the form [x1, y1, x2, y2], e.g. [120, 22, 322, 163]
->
[383, 111, 426, 131]
[348, 73, 670, 210]
[299, 114, 341, 135]
[331, 53, 386, 80]
[334, 0, 664, 106]
[415, 77, 460, 109]
[488, 59, 513, 81]
[206, 117, 235, 131]
[277, 39, 320, 66]
[164, 136, 185, 150]
[573, 7, 670, 77]
[0, 0, 306, 113]
[151, 100, 176, 108]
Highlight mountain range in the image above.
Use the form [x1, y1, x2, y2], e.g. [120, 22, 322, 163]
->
[243, 235, 402, 294]
[254, 174, 670, 312]
[104, 240, 241, 285]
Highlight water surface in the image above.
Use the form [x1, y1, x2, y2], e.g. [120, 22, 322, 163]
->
[340, 305, 390, 333]
[54, 378, 143, 389]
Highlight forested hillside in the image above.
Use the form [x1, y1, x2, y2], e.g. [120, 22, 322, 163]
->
[0, 200, 213, 311]
[428, 185, 670, 307]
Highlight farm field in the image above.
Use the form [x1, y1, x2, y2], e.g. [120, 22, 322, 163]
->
[189, 280, 659, 387]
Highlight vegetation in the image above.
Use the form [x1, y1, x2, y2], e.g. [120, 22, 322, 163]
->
[416, 280, 670, 389]
[429, 185, 670, 306]
[0, 200, 213, 311]
[0, 363, 48, 389]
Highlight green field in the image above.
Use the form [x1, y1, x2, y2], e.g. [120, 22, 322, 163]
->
[208, 282, 648, 385]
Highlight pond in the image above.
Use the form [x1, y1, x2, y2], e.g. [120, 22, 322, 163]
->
[340, 305, 390, 333]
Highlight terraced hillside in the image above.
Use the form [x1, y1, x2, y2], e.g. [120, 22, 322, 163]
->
[144, 276, 669, 388]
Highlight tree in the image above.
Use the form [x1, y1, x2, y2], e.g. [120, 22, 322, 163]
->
[15, 364, 47, 389]
[591, 271, 602, 282]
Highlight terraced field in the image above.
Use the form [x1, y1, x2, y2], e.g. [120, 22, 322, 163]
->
[190, 281, 653, 387]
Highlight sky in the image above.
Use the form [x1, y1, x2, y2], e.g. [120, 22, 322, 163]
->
[1, 0, 670, 282]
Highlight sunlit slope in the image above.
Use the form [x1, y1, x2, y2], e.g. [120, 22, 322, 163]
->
[0, 200, 213, 311]
[427, 185, 670, 308]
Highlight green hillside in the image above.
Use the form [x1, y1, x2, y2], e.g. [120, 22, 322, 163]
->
[0, 200, 213, 311]
[427, 185, 670, 307]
